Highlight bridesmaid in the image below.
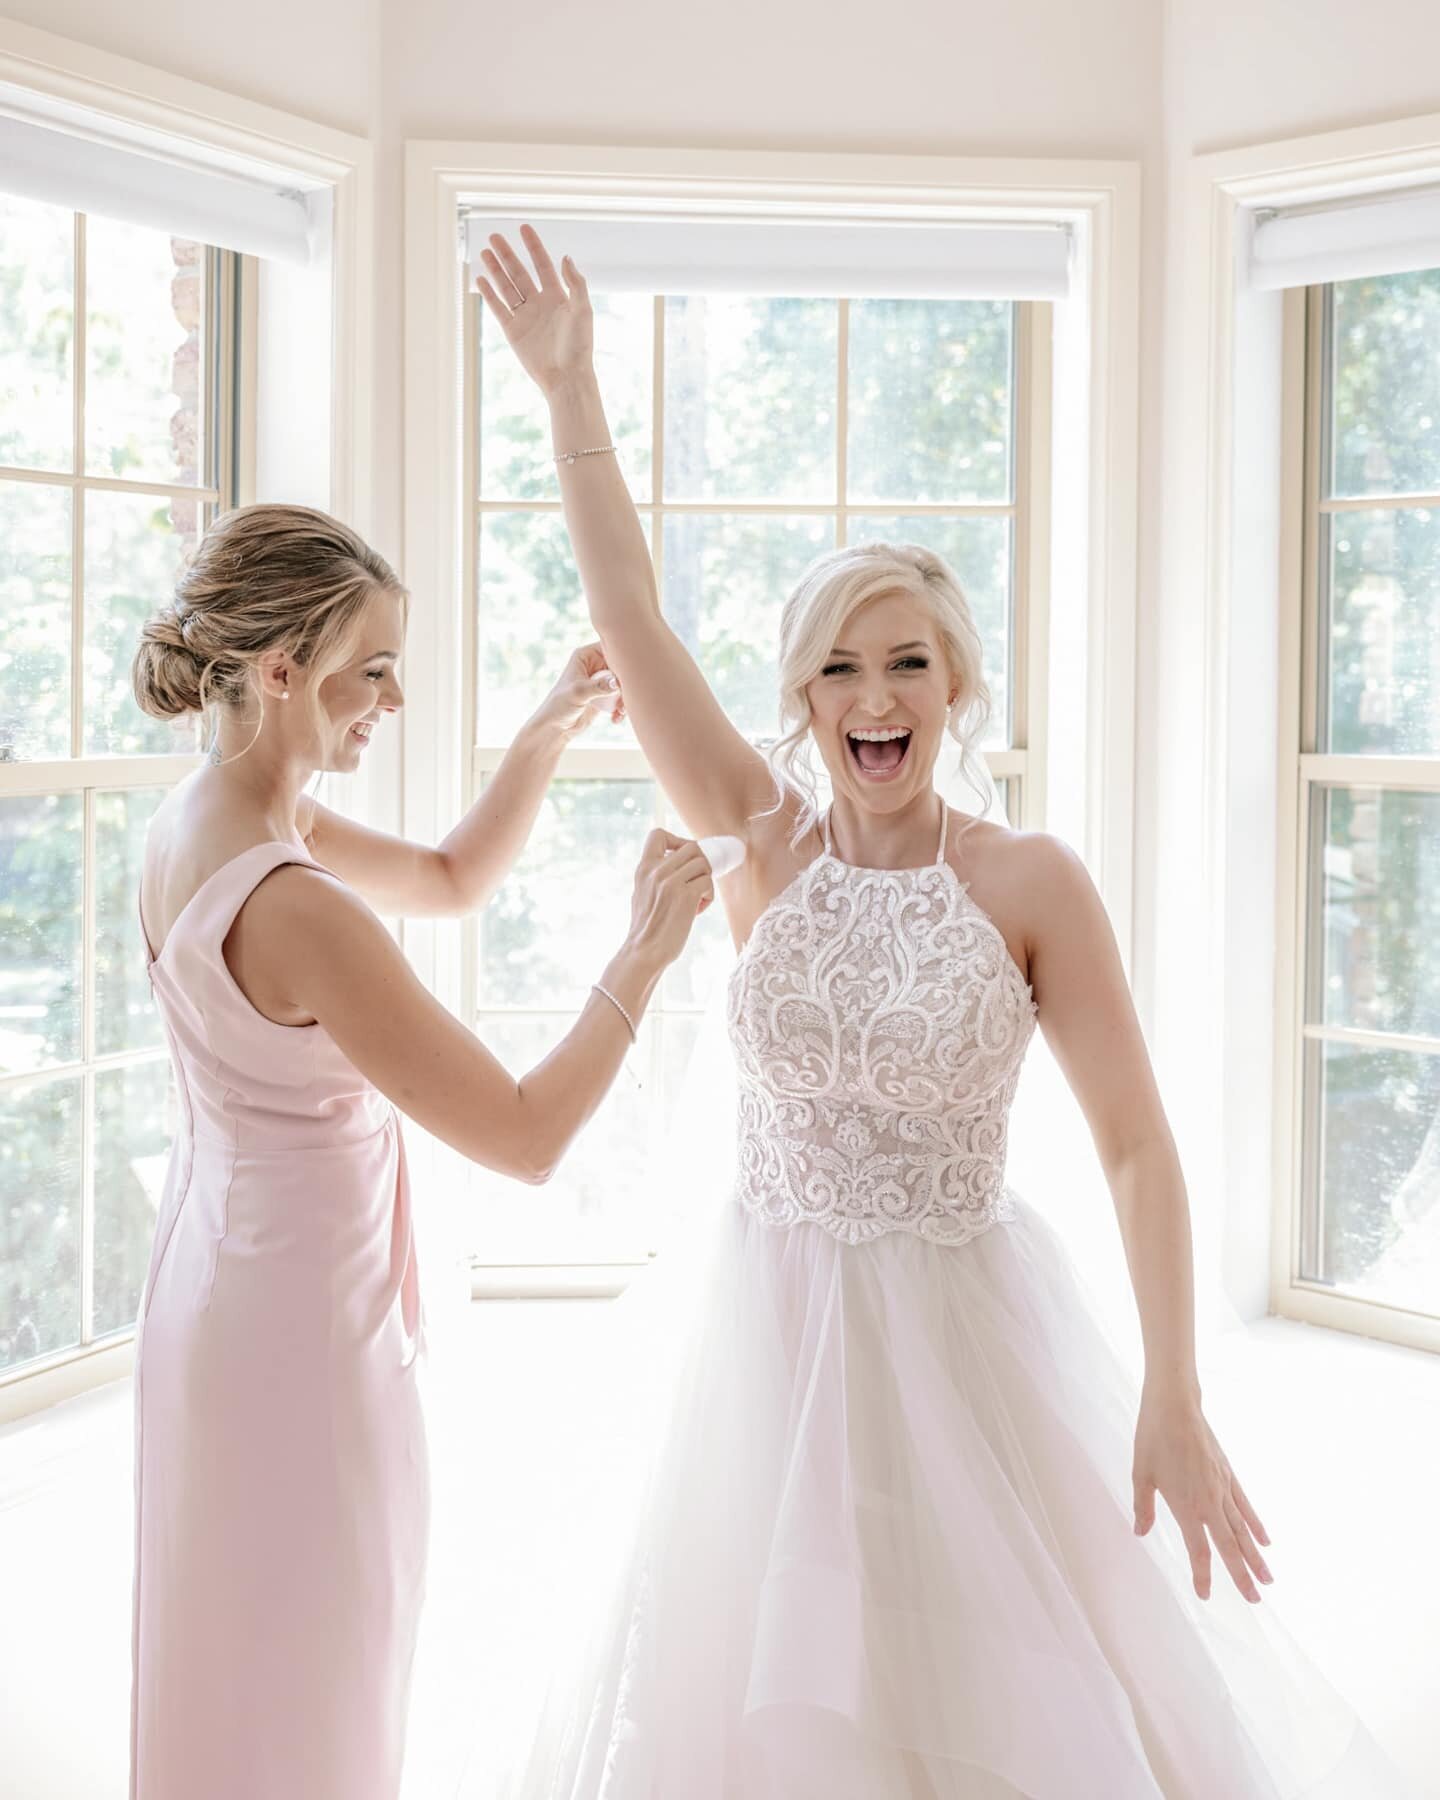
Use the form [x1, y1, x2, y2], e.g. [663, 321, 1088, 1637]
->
[127, 503, 712, 1800]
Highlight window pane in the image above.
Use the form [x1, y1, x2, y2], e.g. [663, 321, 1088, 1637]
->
[477, 511, 628, 748]
[0, 477, 72, 761]
[85, 489, 203, 755]
[849, 514, 1012, 747]
[472, 1011, 656, 1262]
[1306, 1041, 1440, 1312]
[479, 291, 652, 503]
[848, 299, 1013, 505]
[0, 1073, 82, 1371]
[1323, 506, 1440, 755]
[96, 787, 168, 1055]
[0, 794, 82, 1077]
[1330, 271, 1440, 500]
[1318, 787, 1440, 1041]
[661, 513, 834, 740]
[94, 1057, 172, 1338]
[0, 192, 74, 473]
[664, 296, 837, 503]
[85, 219, 206, 487]
[480, 780, 654, 1010]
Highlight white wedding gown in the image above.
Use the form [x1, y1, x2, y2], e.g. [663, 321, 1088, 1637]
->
[495, 807, 1412, 1799]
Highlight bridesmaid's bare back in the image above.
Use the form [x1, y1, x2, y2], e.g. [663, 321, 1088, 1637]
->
[140, 772, 314, 1025]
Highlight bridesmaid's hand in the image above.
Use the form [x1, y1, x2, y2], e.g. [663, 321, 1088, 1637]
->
[1132, 1394, 1274, 1603]
[474, 223, 595, 397]
[626, 829, 715, 970]
[530, 642, 626, 741]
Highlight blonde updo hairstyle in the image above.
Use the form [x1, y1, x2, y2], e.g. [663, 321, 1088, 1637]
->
[766, 541, 995, 845]
[132, 504, 406, 761]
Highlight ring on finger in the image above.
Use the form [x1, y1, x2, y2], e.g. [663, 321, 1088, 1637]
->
[484, 250, 531, 308]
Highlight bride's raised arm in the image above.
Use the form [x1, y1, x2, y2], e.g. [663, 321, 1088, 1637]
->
[475, 225, 786, 847]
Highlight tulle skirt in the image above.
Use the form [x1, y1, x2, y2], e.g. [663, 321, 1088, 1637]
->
[494, 1193, 1411, 1799]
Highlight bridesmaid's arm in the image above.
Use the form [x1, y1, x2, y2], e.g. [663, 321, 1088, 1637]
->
[1020, 832, 1273, 1604]
[249, 833, 711, 1182]
[299, 644, 622, 918]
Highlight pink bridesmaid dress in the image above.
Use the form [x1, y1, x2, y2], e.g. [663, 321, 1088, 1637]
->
[131, 842, 428, 1800]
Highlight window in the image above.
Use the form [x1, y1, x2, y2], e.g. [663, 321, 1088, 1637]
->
[0, 193, 242, 1382]
[464, 281, 1049, 1272]
[1285, 271, 1440, 1324]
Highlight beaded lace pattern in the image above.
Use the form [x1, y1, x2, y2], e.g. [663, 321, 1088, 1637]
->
[725, 805, 1037, 1247]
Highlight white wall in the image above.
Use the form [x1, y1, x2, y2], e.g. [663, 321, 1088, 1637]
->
[0, 0, 379, 136]
[1165, 0, 1440, 151]
[384, 0, 1161, 154]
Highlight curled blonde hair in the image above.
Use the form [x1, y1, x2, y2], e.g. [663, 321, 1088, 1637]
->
[765, 541, 995, 845]
[131, 503, 406, 759]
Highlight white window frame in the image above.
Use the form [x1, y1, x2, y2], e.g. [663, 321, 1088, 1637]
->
[1165, 110, 1440, 1354]
[1273, 283, 1440, 1348]
[0, 223, 242, 1367]
[0, 19, 375, 1421]
[403, 142, 1143, 1234]
[459, 286, 1051, 1290]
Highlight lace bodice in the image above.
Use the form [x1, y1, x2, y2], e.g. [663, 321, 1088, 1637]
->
[725, 806, 1037, 1247]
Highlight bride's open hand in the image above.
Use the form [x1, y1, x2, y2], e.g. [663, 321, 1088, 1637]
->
[530, 642, 626, 742]
[475, 223, 594, 396]
[1132, 1394, 1274, 1604]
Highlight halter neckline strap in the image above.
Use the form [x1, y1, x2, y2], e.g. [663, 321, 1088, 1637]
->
[821, 801, 949, 869]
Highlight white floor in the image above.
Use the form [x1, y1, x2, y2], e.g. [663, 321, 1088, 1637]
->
[1, 1303, 1436, 1799]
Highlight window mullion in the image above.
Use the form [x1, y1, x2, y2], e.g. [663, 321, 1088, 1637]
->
[836, 297, 849, 543]
[211, 247, 239, 507]
[1294, 764, 1322, 1284]
[1291, 290, 1329, 1301]
[70, 211, 87, 762]
[79, 784, 97, 1347]
[459, 286, 483, 1026]
[650, 291, 666, 634]
[652, 292, 666, 512]
[1014, 299, 1052, 832]
[1301, 286, 1328, 755]
[0, 465, 224, 503]
[1299, 752, 1440, 790]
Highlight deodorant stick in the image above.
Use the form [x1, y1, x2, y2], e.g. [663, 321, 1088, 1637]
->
[695, 834, 747, 879]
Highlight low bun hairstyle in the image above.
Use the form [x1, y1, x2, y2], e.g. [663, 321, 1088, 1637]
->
[132, 503, 406, 751]
[133, 608, 207, 720]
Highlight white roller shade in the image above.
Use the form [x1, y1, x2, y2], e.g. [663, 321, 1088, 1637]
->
[463, 211, 1071, 300]
[1246, 187, 1440, 291]
[0, 109, 324, 264]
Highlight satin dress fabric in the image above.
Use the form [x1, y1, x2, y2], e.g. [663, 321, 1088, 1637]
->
[131, 842, 428, 1800]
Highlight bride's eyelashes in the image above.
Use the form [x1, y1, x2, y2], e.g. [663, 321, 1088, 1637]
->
[820, 656, 931, 677]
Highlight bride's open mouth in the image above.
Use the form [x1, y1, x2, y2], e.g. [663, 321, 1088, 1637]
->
[847, 726, 912, 781]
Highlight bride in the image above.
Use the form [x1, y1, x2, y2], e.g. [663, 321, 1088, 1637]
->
[473, 225, 1411, 1798]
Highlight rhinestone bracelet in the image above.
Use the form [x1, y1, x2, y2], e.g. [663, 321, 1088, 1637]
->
[591, 982, 637, 1043]
[555, 444, 618, 466]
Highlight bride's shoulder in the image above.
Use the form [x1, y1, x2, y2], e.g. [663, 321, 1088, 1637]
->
[950, 819, 1092, 905]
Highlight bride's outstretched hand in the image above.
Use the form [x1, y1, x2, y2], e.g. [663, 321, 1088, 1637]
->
[1132, 1394, 1274, 1603]
[474, 223, 593, 396]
